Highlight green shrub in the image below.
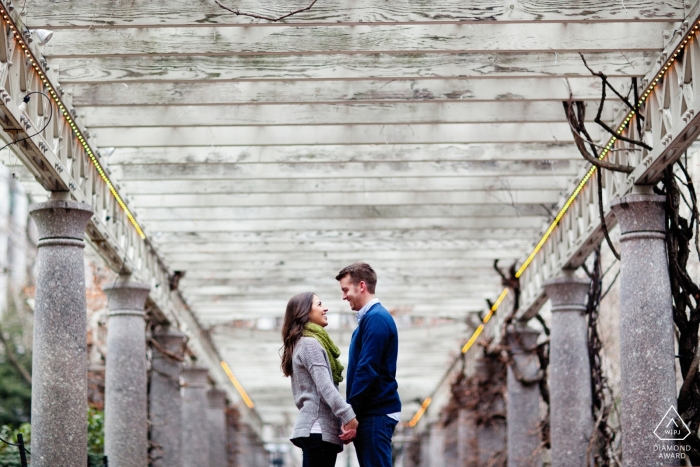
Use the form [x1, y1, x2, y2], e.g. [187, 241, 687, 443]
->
[0, 409, 106, 466]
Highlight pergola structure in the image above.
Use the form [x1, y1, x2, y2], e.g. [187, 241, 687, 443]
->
[2, 0, 699, 465]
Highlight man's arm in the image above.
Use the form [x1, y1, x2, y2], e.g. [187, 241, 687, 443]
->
[347, 314, 389, 412]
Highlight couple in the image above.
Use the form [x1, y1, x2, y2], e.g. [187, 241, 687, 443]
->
[281, 262, 401, 467]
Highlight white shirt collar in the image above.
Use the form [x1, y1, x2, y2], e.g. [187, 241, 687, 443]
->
[356, 298, 380, 323]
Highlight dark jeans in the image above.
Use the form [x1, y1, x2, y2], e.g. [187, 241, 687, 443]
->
[354, 415, 398, 467]
[293, 434, 339, 467]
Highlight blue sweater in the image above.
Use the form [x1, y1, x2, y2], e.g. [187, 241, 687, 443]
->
[346, 303, 402, 417]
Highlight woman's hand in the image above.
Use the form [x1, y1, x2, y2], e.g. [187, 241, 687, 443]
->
[339, 418, 358, 442]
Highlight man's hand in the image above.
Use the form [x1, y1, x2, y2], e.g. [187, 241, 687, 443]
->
[339, 418, 359, 442]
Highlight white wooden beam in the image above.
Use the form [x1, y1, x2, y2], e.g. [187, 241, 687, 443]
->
[141, 216, 545, 233]
[120, 178, 570, 199]
[80, 101, 613, 127]
[126, 190, 559, 208]
[96, 122, 595, 147]
[106, 143, 583, 166]
[42, 23, 672, 57]
[24, 0, 683, 27]
[54, 52, 651, 84]
[136, 205, 556, 221]
[71, 76, 628, 106]
[166, 248, 526, 263]
[113, 159, 581, 181]
[150, 228, 536, 243]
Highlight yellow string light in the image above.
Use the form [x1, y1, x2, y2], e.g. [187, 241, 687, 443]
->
[408, 397, 432, 427]
[221, 361, 255, 409]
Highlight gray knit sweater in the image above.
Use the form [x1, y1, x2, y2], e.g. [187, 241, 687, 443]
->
[290, 337, 356, 446]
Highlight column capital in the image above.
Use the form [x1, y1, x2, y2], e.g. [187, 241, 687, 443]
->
[207, 388, 228, 410]
[610, 193, 666, 235]
[544, 276, 590, 313]
[182, 367, 209, 388]
[104, 278, 150, 317]
[29, 197, 93, 243]
[506, 326, 539, 352]
[152, 328, 187, 357]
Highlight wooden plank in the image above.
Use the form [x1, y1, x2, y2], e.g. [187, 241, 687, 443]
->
[181, 268, 512, 287]
[24, 0, 683, 27]
[181, 268, 511, 288]
[127, 190, 560, 207]
[166, 249, 528, 264]
[138, 216, 546, 232]
[159, 237, 531, 254]
[97, 122, 594, 146]
[120, 176, 571, 196]
[114, 159, 581, 180]
[135, 204, 556, 221]
[151, 228, 538, 243]
[180, 282, 511, 297]
[42, 23, 672, 57]
[81, 101, 614, 127]
[168, 257, 526, 270]
[106, 143, 584, 166]
[54, 52, 651, 83]
[71, 76, 625, 106]
[121, 177, 573, 199]
[198, 301, 491, 319]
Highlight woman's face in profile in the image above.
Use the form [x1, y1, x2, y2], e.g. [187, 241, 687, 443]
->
[308, 295, 329, 327]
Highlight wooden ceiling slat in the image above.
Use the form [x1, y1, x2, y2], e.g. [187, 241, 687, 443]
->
[71, 76, 627, 106]
[108, 143, 583, 165]
[97, 122, 594, 147]
[137, 216, 547, 232]
[81, 101, 614, 127]
[42, 22, 673, 57]
[25, 0, 682, 27]
[54, 52, 651, 83]
[136, 204, 557, 221]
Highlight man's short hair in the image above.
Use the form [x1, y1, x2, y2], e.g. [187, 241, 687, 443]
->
[336, 262, 377, 294]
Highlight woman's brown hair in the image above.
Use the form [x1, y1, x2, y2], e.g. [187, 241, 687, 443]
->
[280, 291, 315, 377]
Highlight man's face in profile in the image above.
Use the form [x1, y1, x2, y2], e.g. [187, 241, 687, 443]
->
[339, 275, 362, 311]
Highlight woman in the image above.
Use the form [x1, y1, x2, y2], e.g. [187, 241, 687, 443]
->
[281, 292, 359, 467]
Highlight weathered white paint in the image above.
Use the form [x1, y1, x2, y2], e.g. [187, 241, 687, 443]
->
[81, 101, 613, 127]
[43, 23, 672, 57]
[25, 0, 683, 27]
[72, 76, 625, 106]
[55, 52, 651, 84]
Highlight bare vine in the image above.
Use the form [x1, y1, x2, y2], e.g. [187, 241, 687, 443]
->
[659, 159, 700, 464]
[215, 0, 319, 22]
[582, 246, 619, 466]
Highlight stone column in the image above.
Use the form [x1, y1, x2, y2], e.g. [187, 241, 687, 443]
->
[506, 326, 542, 467]
[207, 388, 229, 467]
[104, 278, 150, 467]
[544, 275, 593, 467]
[29, 192, 93, 467]
[611, 192, 678, 466]
[182, 367, 211, 467]
[150, 328, 187, 467]
[427, 423, 445, 466]
[0, 166, 10, 320]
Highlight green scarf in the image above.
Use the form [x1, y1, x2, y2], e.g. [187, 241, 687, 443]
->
[303, 323, 344, 384]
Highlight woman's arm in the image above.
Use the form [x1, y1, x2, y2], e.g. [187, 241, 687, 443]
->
[300, 339, 356, 425]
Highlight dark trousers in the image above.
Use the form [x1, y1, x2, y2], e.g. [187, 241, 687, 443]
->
[294, 434, 339, 467]
[354, 415, 397, 467]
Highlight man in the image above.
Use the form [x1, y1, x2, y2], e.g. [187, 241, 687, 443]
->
[336, 262, 401, 467]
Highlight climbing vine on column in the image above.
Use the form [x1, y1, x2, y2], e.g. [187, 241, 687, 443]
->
[659, 160, 700, 464]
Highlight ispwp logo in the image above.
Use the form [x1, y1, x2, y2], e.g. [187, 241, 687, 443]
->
[654, 406, 691, 441]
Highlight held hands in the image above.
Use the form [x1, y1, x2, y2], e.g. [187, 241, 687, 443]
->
[339, 418, 359, 443]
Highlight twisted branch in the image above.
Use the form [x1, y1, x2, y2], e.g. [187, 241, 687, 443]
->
[215, 0, 319, 22]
